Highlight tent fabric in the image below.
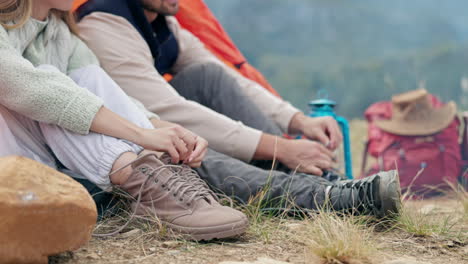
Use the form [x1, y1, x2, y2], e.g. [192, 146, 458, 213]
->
[72, 0, 279, 97]
[175, 0, 279, 97]
[73, 0, 88, 11]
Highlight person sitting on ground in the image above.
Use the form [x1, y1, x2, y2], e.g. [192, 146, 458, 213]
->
[0, 0, 249, 241]
[75, 0, 402, 217]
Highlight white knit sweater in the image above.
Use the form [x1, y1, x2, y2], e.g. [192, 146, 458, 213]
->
[0, 15, 157, 135]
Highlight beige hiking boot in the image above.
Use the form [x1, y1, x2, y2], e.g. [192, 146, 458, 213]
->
[159, 154, 218, 201]
[116, 153, 248, 241]
[158, 154, 246, 224]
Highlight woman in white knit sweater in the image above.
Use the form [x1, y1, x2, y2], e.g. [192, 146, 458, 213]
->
[0, 0, 248, 240]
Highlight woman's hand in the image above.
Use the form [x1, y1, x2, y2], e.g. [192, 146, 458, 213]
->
[137, 126, 197, 164]
[150, 119, 209, 166]
[186, 136, 208, 168]
[90, 108, 208, 164]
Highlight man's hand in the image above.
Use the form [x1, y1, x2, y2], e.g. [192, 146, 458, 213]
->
[277, 138, 335, 175]
[289, 113, 343, 150]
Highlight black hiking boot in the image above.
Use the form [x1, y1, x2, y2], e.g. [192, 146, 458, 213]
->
[326, 170, 402, 218]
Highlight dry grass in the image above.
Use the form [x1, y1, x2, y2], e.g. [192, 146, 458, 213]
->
[301, 212, 376, 264]
[91, 196, 185, 243]
[447, 181, 468, 218]
[241, 185, 380, 264]
[395, 205, 460, 238]
[240, 177, 302, 244]
[393, 184, 467, 242]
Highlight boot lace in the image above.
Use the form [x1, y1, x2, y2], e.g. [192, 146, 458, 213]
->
[160, 153, 219, 201]
[330, 176, 378, 214]
[178, 166, 219, 201]
[154, 165, 212, 205]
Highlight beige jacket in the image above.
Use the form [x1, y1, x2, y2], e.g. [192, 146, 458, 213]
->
[78, 12, 300, 162]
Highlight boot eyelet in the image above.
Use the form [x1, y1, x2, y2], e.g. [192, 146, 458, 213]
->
[179, 198, 183, 202]
[186, 203, 191, 206]
[139, 167, 148, 173]
[162, 184, 166, 188]
[173, 193, 176, 197]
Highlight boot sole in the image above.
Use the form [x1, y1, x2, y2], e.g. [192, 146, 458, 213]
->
[164, 217, 249, 241]
[376, 170, 402, 218]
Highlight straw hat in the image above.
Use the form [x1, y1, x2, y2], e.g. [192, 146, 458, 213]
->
[375, 89, 457, 136]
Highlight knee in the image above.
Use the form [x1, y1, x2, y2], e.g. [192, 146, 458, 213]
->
[197, 61, 225, 75]
[68, 65, 116, 95]
[181, 62, 226, 84]
[68, 64, 106, 83]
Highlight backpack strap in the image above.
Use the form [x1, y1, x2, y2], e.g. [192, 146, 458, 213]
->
[462, 112, 468, 161]
[461, 112, 468, 189]
[360, 140, 370, 178]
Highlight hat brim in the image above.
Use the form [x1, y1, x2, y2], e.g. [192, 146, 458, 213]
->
[375, 102, 457, 136]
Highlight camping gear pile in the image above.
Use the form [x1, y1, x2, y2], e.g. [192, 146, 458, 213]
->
[362, 89, 467, 197]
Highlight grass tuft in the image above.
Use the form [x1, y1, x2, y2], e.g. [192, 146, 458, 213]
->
[446, 181, 468, 218]
[301, 211, 376, 264]
[396, 205, 458, 238]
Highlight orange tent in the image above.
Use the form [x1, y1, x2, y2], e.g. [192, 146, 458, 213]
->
[72, 0, 279, 97]
[72, 0, 88, 10]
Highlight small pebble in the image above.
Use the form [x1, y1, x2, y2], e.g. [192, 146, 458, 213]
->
[167, 250, 181, 256]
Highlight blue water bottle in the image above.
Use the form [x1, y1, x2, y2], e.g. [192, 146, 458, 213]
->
[308, 98, 353, 179]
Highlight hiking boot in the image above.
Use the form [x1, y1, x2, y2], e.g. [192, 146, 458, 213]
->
[159, 154, 218, 201]
[326, 170, 402, 218]
[159, 154, 248, 225]
[116, 153, 248, 241]
[322, 169, 346, 182]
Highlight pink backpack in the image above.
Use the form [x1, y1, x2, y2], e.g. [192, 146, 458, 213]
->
[361, 95, 463, 197]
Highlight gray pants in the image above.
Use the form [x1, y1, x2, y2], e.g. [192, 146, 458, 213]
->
[170, 62, 332, 210]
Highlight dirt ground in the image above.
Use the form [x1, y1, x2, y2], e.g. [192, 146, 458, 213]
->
[50, 197, 467, 264]
[51, 120, 467, 264]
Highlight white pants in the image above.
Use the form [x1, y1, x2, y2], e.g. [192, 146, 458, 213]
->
[0, 65, 153, 190]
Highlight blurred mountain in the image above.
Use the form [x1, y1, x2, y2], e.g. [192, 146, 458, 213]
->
[204, 0, 468, 117]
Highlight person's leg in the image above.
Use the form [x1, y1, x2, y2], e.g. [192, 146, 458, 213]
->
[196, 149, 402, 218]
[196, 149, 331, 210]
[37, 65, 153, 190]
[0, 104, 57, 168]
[0, 101, 125, 215]
[170, 62, 283, 136]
